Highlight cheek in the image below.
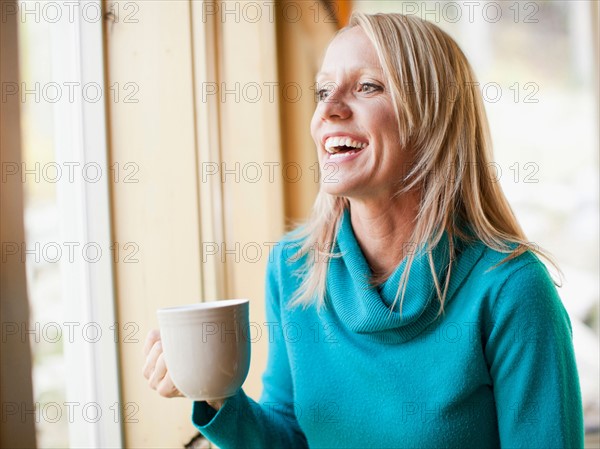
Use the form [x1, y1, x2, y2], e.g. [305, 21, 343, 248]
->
[379, 112, 401, 150]
[376, 108, 397, 129]
[309, 111, 320, 144]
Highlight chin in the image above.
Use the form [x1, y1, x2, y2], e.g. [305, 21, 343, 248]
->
[320, 182, 361, 198]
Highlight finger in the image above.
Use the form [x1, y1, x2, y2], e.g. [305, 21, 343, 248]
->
[142, 340, 163, 380]
[148, 353, 168, 390]
[157, 372, 182, 398]
[143, 329, 161, 356]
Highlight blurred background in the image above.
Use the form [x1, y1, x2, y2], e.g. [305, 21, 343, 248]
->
[2, 0, 598, 448]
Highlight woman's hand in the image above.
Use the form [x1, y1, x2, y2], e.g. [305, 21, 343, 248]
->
[142, 329, 183, 398]
[142, 330, 224, 411]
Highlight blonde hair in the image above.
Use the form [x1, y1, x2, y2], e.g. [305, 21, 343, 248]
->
[289, 12, 559, 312]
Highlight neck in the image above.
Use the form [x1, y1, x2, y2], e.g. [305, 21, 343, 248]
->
[348, 190, 421, 279]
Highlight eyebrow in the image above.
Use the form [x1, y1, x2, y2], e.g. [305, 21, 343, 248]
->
[315, 67, 384, 83]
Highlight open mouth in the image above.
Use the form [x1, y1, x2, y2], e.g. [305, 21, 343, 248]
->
[324, 136, 368, 160]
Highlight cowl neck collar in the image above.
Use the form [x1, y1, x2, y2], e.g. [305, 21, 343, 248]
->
[326, 208, 485, 343]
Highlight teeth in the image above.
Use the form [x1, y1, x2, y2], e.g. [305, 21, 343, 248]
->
[324, 136, 367, 153]
[329, 149, 357, 159]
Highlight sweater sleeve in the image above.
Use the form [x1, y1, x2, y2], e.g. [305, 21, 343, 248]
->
[485, 260, 584, 448]
[191, 246, 308, 448]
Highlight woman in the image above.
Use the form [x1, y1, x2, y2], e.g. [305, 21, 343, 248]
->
[143, 12, 583, 448]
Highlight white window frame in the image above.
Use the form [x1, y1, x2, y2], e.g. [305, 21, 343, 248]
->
[50, 1, 122, 447]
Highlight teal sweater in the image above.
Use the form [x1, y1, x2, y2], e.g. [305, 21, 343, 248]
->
[192, 210, 583, 448]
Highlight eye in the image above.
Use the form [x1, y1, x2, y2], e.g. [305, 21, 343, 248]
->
[316, 87, 331, 102]
[315, 82, 337, 102]
[358, 82, 383, 94]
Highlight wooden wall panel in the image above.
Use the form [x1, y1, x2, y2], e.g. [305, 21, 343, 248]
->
[106, 0, 286, 446]
[104, 1, 201, 446]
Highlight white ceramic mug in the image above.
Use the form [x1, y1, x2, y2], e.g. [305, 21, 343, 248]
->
[157, 299, 251, 401]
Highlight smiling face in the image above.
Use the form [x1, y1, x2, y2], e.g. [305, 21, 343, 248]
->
[311, 26, 410, 201]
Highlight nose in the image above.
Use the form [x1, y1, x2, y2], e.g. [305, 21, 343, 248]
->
[318, 88, 351, 121]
